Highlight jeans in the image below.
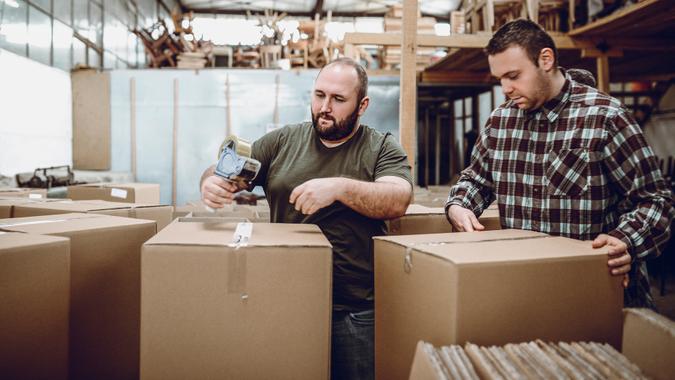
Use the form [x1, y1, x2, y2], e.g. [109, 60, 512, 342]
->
[331, 309, 374, 380]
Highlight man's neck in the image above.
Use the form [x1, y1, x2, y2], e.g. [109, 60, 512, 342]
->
[320, 124, 361, 148]
[546, 70, 567, 102]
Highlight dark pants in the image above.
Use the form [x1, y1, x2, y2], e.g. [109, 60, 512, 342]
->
[331, 309, 374, 380]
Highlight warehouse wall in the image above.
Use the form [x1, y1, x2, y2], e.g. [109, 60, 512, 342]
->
[106, 69, 401, 205]
[0, 48, 72, 176]
[0, 0, 179, 72]
[644, 85, 675, 163]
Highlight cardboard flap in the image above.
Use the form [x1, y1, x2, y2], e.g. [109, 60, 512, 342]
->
[403, 204, 442, 215]
[145, 219, 332, 248]
[0, 213, 154, 234]
[375, 229, 604, 264]
[420, 236, 604, 264]
[0, 231, 70, 250]
[83, 200, 169, 210]
[375, 229, 542, 246]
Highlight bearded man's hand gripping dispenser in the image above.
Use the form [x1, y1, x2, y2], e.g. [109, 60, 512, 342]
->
[214, 135, 261, 192]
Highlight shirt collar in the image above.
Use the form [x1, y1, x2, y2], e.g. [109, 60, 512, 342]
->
[538, 68, 572, 124]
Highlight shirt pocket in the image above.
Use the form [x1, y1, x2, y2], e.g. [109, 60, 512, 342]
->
[545, 148, 589, 197]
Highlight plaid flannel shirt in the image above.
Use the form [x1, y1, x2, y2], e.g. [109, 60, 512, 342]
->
[447, 73, 673, 308]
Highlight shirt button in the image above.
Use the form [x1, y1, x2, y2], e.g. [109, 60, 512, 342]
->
[534, 187, 539, 193]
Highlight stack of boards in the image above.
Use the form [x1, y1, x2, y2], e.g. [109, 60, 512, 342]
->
[418, 340, 647, 380]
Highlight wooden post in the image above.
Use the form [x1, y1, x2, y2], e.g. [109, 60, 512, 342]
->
[435, 109, 441, 185]
[400, 0, 418, 182]
[581, 48, 622, 94]
[172, 78, 179, 206]
[225, 74, 231, 137]
[597, 55, 610, 94]
[273, 73, 280, 125]
[130, 78, 137, 182]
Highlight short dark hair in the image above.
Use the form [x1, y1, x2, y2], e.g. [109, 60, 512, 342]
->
[319, 57, 368, 104]
[485, 19, 557, 67]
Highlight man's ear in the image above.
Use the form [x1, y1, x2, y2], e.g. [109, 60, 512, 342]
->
[538, 48, 556, 72]
[358, 96, 370, 116]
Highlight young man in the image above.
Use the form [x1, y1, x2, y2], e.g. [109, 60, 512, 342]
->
[201, 58, 413, 379]
[446, 19, 673, 308]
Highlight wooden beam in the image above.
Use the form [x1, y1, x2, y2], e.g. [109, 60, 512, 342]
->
[130, 78, 137, 182]
[581, 48, 623, 58]
[172, 78, 179, 206]
[400, 0, 418, 182]
[569, 0, 665, 36]
[597, 55, 610, 94]
[420, 71, 494, 84]
[343, 32, 595, 50]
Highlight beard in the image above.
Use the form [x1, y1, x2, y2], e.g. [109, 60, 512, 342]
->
[513, 69, 551, 111]
[311, 105, 360, 141]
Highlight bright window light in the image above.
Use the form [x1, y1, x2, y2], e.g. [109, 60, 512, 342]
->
[192, 17, 263, 45]
[435, 23, 450, 36]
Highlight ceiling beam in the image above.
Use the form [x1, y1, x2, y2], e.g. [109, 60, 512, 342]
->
[420, 71, 495, 84]
[185, 8, 448, 21]
[344, 33, 599, 50]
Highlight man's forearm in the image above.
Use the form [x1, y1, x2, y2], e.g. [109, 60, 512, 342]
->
[337, 177, 411, 220]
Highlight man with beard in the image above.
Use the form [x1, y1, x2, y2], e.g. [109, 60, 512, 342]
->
[200, 57, 412, 379]
[445, 19, 673, 308]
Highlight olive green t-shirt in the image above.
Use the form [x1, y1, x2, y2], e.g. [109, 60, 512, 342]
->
[251, 122, 412, 312]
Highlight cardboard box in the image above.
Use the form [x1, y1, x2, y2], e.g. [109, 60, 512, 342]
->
[173, 200, 271, 222]
[0, 187, 48, 199]
[0, 197, 65, 218]
[72, 70, 110, 170]
[0, 213, 157, 380]
[374, 229, 624, 380]
[0, 232, 70, 380]
[67, 183, 160, 204]
[622, 308, 675, 380]
[141, 219, 332, 380]
[386, 204, 500, 235]
[14, 199, 173, 231]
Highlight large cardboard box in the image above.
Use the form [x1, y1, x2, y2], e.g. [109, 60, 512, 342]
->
[72, 69, 111, 170]
[0, 213, 157, 380]
[387, 204, 500, 235]
[67, 183, 160, 204]
[0, 187, 48, 198]
[0, 232, 70, 380]
[374, 229, 624, 380]
[141, 219, 332, 380]
[622, 308, 675, 380]
[14, 199, 173, 230]
[0, 197, 65, 218]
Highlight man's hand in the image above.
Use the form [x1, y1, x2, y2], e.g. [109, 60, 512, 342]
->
[446, 204, 485, 232]
[290, 178, 344, 215]
[593, 234, 631, 288]
[201, 175, 239, 209]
